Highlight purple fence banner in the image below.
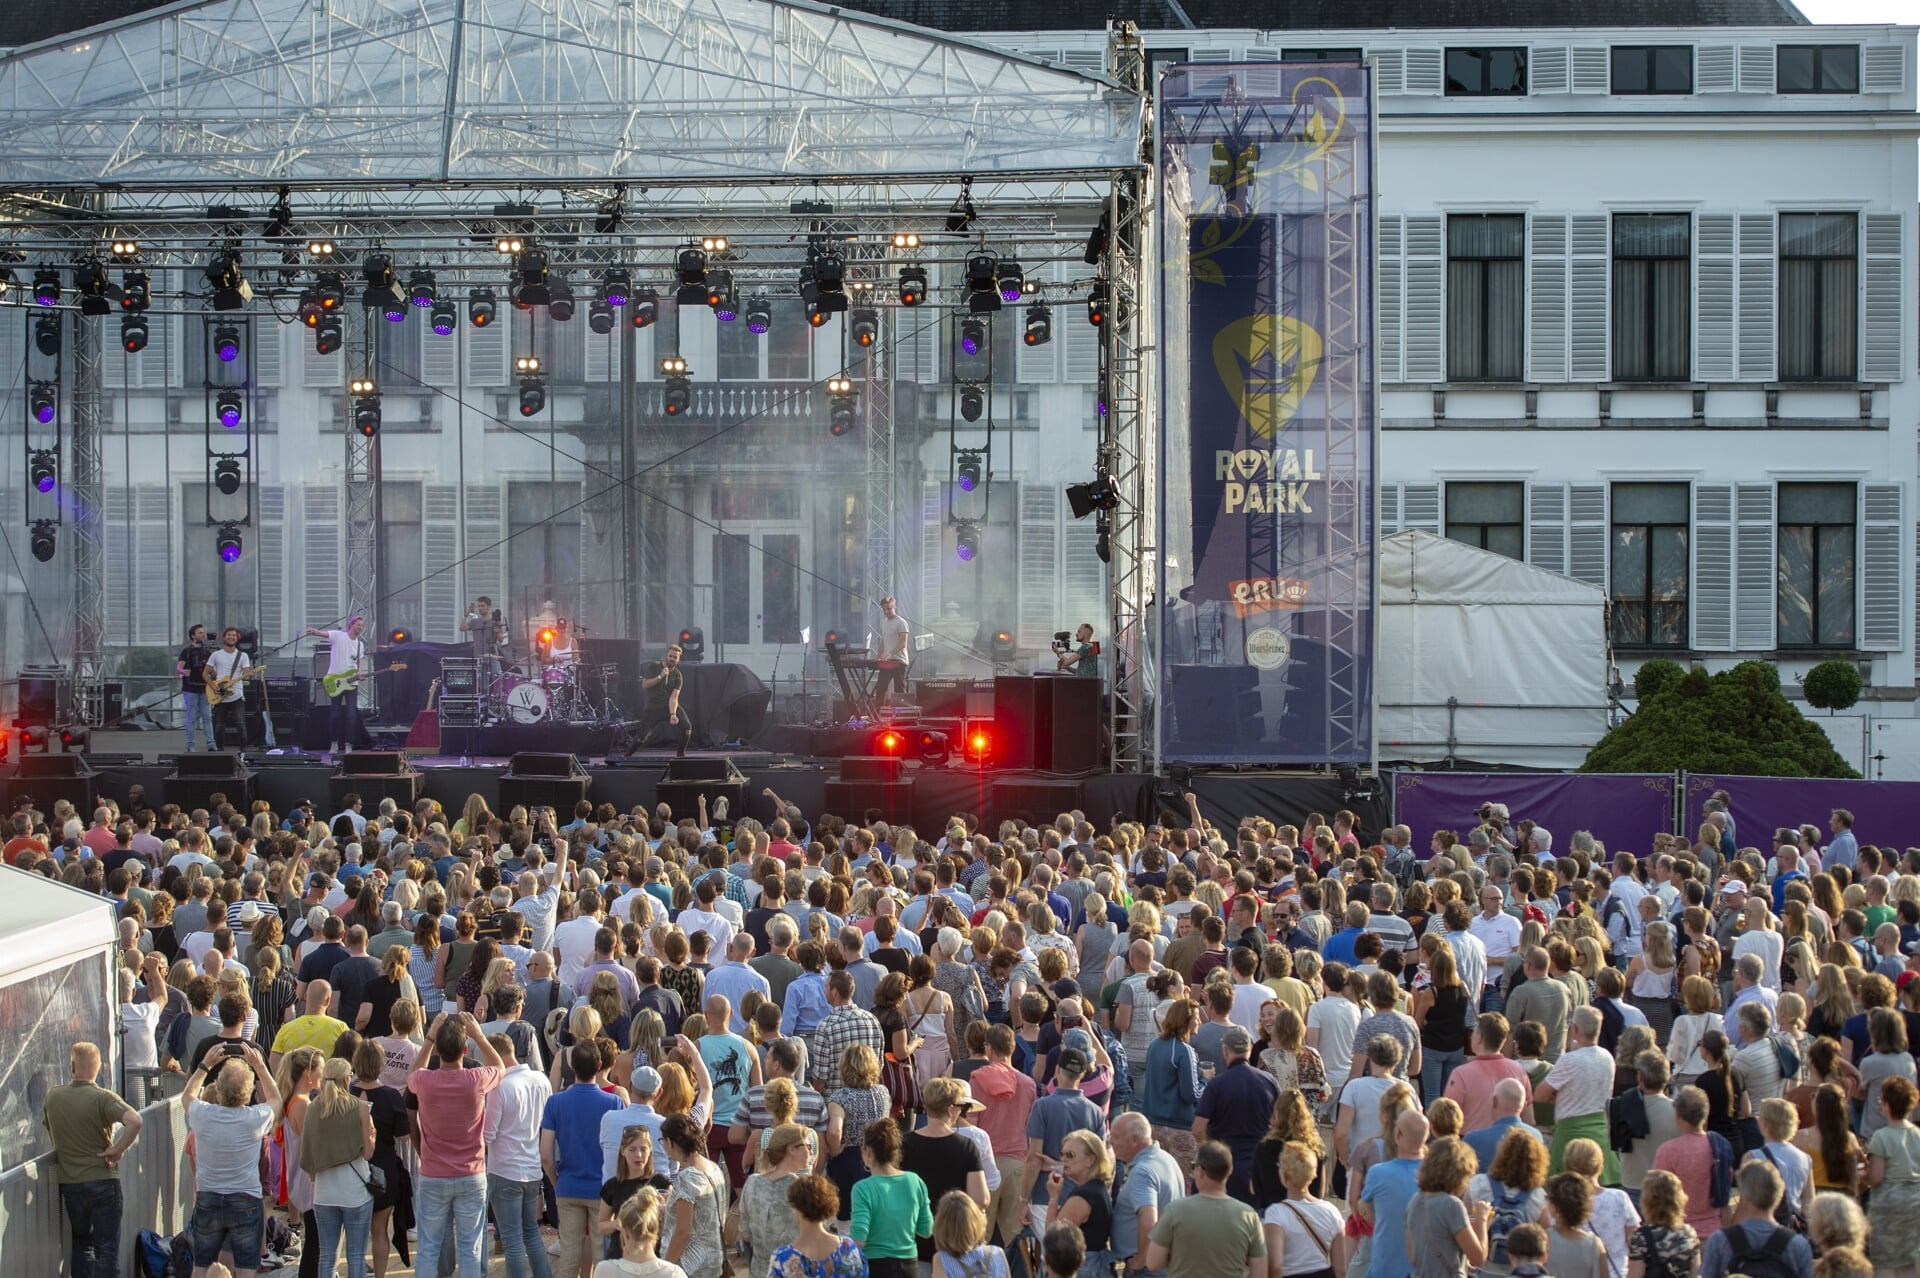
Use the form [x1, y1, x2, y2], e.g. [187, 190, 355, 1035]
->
[1393, 771, 1676, 857]
[1682, 774, 1920, 852]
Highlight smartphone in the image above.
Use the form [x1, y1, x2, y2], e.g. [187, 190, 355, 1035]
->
[222, 1040, 247, 1057]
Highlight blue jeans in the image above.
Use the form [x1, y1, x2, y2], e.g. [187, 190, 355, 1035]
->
[330, 690, 361, 751]
[60, 1179, 123, 1278]
[414, 1173, 489, 1278]
[1421, 1046, 1468, 1110]
[182, 690, 215, 750]
[489, 1174, 555, 1278]
[1480, 984, 1506, 1015]
[315, 1197, 373, 1278]
[190, 1190, 265, 1270]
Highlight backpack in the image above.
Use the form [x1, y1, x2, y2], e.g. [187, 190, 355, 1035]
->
[1755, 1145, 1810, 1234]
[1769, 1032, 1803, 1084]
[136, 1230, 180, 1278]
[1485, 1179, 1532, 1269]
[1725, 1222, 1800, 1278]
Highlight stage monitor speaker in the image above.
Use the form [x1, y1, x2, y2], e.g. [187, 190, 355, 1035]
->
[1043, 675, 1103, 773]
[840, 756, 904, 783]
[507, 752, 584, 778]
[171, 752, 250, 778]
[330, 771, 423, 809]
[823, 778, 912, 825]
[12, 753, 94, 779]
[665, 758, 736, 783]
[339, 751, 408, 775]
[499, 774, 592, 811]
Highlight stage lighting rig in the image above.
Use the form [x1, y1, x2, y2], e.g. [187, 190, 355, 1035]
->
[663, 359, 692, 417]
[631, 287, 659, 329]
[1066, 476, 1120, 519]
[314, 272, 345, 312]
[812, 248, 847, 293]
[1023, 301, 1052, 347]
[216, 523, 244, 563]
[496, 234, 524, 255]
[960, 386, 984, 422]
[0, 269, 11, 298]
[121, 270, 150, 312]
[213, 457, 243, 495]
[314, 311, 344, 355]
[960, 317, 986, 357]
[30, 520, 57, 563]
[957, 450, 983, 493]
[214, 325, 240, 363]
[892, 232, 921, 250]
[850, 308, 878, 347]
[707, 270, 737, 320]
[205, 250, 252, 310]
[430, 299, 458, 335]
[956, 521, 980, 562]
[676, 246, 709, 304]
[408, 269, 437, 308]
[946, 178, 976, 234]
[898, 266, 927, 307]
[110, 238, 139, 258]
[362, 253, 405, 317]
[965, 252, 998, 297]
[701, 236, 730, 254]
[30, 383, 58, 425]
[351, 378, 381, 437]
[121, 314, 149, 353]
[307, 238, 336, 259]
[35, 313, 61, 356]
[547, 276, 576, 321]
[588, 299, 616, 334]
[996, 259, 1024, 303]
[601, 268, 631, 308]
[517, 355, 547, 416]
[745, 294, 772, 334]
[32, 268, 61, 306]
[827, 375, 856, 436]
[1087, 281, 1108, 327]
[30, 450, 58, 493]
[516, 248, 551, 306]
[469, 287, 497, 328]
[74, 258, 122, 315]
[216, 391, 244, 429]
[1084, 210, 1111, 265]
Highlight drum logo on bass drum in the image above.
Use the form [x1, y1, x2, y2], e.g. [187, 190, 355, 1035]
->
[1245, 628, 1292, 672]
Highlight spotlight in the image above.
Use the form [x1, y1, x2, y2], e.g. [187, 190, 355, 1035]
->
[30, 382, 57, 425]
[362, 253, 404, 315]
[956, 521, 980, 562]
[74, 258, 122, 315]
[961, 721, 994, 765]
[469, 287, 497, 327]
[876, 728, 906, 757]
[960, 317, 985, 357]
[547, 277, 575, 321]
[308, 239, 336, 258]
[601, 268, 631, 308]
[990, 628, 1017, 663]
[121, 314, 149, 352]
[388, 628, 414, 645]
[915, 728, 950, 766]
[213, 324, 240, 363]
[663, 374, 692, 417]
[812, 250, 847, 292]
[960, 386, 984, 422]
[30, 450, 58, 493]
[1096, 521, 1112, 564]
[677, 247, 708, 291]
[745, 294, 772, 334]
[707, 270, 737, 320]
[1024, 301, 1052, 346]
[997, 259, 1024, 302]
[659, 356, 687, 375]
[32, 268, 61, 306]
[430, 299, 458, 335]
[1084, 210, 1111, 265]
[700, 236, 729, 253]
[351, 378, 381, 437]
[216, 390, 243, 429]
[677, 626, 707, 661]
[120, 271, 150, 312]
[966, 252, 998, 296]
[957, 451, 983, 493]
[516, 248, 550, 305]
[946, 180, 977, 234]
[58, 726, 91, 754]
[892, 232, 922, 250]
[213, 457, 243, 495]
[630, 288, 659, 329]
[314, 273, 345, 311]
[30, 520, 57, 562]
[111, 238, 140, 258]
[216, 523, 244, 563]
[827, 375, 856, 436]
[35, 314, 61, 356]
[518, 376, 547, 417]
[850, 308, 878, 347]
[1066, 477, 1120, 519]
[496, 235, 524, 255]
[0, 269, 10, 298]
[898, 266, 927, 307]
[515, 355, 542, 376]
[1088, 281, 1108, 327]
[588, 299, 616, 334]
[205, 251, 252, 310]
[408, 269, 437, 308]
[314, 312, 343, 355]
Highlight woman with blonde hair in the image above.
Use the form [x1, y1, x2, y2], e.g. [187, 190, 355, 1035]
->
[1807, 963, 1855, 1040]
[1563, 1138, 1638, 1278]
[1407, 1137, 1492, 1278]
[585, 970, 631, 1045]
[824, 1041, 890, 1216]
[1043, 1129, 1116, 1278]
[756, 1077, 821, 1167]
[1253, 1089, 1326, 1211]
[1623, 921, 1677, 1042]
[1666, 975, 1719, 1087]
[1428, 1097, 1465, 1140]
[594, 1183, 685, 1278]
[1259, 1004, 1330, 1104]
[301, 1055, 377, 1278]
[552, 1004, 606, 1090]
[272, 1044, 326, 1271]
[737, 1125, 814, 1278]
[1625, 1171, 1698, 1278]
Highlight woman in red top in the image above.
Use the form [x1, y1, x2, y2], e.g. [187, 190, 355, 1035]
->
[1649, 1086, 1726, 1241]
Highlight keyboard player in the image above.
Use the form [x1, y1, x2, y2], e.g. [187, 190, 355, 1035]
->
[875, 596, 910, 708]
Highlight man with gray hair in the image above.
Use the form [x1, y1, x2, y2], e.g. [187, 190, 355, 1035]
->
[1699, 1159, 1813, 1278]
[750, 916, 802, 1006]
[369, 899, 413, 958]
[1193, 1025, 1277, 1203]
[1110, 1112, 1185, 1277]
[1722, 952, 1778, 1043]
[1732, 897, 1785, 992]
[1463, 1077, 1542, 1168]
[1536, 1005, 1620, 1178]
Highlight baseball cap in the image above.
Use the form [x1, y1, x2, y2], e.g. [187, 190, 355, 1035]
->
[1061, 1028, 1096, 1058]
[1056, 1046, 1091, 1076]
[630, 1064, 663, 1095]
[1222, 1026, 1255, 1056]
[1720, 880, 1748, 897]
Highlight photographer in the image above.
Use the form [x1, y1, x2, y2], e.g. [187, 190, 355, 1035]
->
[1054, 624, 1100, 679]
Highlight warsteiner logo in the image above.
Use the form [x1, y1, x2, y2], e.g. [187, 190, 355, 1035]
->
[1229, 575, 1311, 618]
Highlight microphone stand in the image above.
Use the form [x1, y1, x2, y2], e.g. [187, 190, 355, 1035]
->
[770, 635, 787, 723]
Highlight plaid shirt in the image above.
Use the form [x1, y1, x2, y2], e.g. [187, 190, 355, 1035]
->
[699, 866, 751, 911]
[807, 1004, 885, 1091]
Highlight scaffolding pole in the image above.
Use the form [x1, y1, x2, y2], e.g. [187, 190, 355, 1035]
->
[344, 308, 380, 714]
[863, 317, 895, 637]
[69, 304, 107, 726]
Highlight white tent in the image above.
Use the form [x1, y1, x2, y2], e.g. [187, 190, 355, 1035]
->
[0, 866, 118, 1173]
[1377, 529, 1610, 769]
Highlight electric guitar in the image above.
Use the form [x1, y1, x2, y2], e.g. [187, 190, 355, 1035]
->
[206, 664, 267, 707]
[321, 661, 408, 699]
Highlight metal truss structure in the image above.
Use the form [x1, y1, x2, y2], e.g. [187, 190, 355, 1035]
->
[67, 307, 107, 725]
[862, 320, 894, 645]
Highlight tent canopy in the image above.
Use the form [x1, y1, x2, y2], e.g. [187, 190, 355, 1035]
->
[0, 864, 117, 986]
[0, 0, 1144, 187]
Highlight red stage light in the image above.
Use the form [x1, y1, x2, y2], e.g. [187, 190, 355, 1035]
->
[539, 628, 556, 645]
[963, 723, 993, 764]
[879, 730, 904, 754]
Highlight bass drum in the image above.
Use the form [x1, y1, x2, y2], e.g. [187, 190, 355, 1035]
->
[504, 681, 550, 724]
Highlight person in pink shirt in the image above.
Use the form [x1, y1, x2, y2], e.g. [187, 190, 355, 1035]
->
[970, 1023, 1040, 1246]
[82, 807, 120, 859]
[1650, 1085, 1731, 1242]
[1446, 1013, 1538, 1134]
[406, 1012, 505, 1278]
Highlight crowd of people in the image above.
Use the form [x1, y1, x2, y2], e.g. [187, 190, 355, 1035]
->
[16, 784, 1912, 1278]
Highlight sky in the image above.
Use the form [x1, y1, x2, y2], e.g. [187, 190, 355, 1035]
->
[1791, 0, 1916, 22]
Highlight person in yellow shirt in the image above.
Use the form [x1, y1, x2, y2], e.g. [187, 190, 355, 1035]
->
[269, 981, 348, 1066]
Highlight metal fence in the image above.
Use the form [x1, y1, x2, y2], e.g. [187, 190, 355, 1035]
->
[0, 1094, 193, 1276]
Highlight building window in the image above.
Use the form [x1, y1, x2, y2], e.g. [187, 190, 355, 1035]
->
[1612, 46, 1693, 94]
[1446, 215, 1525, 381]
[1445, 481, 1524, 560]
[1779, 212, 1857, 382]
[1612, 214, 1691, 381]
[1282, 48, 1363, 62]
[1778, 482, 1856, 648]
[1777, 45, 1859, 94]
[1610, 483, 1689, 647]
[1444, 48, 1527, 96]
[507, 481, 583, 621]
[381, 481, 424, 637]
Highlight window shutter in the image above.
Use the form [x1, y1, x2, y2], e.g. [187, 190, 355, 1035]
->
[423, 484, 461, 643]
[304, 328, 342, 388]
[302, 486, 341, 626]
[257, 484, 285, 646]
[1697, 45, 1737, 93]
[464, 486, 504, 608]
[1529, 215, 1570, 383]
[1529, 484, 1568, 575]
[1379, 484, 1404, 535]
[143, 305, 179, 390]
[465, 316, 506, 386]
[1735, 483, 1776, 651]
[1737, 215, 1776, 381]
[1570, 45, 1610, 94]
[1862, 483, 1903, 651]
[584, 325, 615, 384]
[1372, 49, 1404, 95]
[1402, 483, 1441, 534]
[1018, 484, 1059, 649]
[1403, 48, 1444, 95]
[1568, 484, 1608, 587]
[1695, 214, 1736, 380]
[103, 488, 137, 645]
[249, 316, 283, 389]
[1738, 45, 1774, 92]
[1692, 485, 1734, 650]
[1862, 45, 1908, 93]
[1570, 215, 1610, 382]
[1062, 294, 1099, 384]
[1862, 213, 1905, 382]
[1404, 216, 1444, 382]
[918, 481, 943, 629]
[1379, 215, 1405, 381]
[1063, 515, 1105, 634]
[1531, 47, 1570, 94]
[422, 322, 459, 387]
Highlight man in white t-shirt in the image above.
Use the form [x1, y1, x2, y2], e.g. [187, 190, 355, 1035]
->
[201, 627, 252, 751]
[305, 615, 368, 756]
[874, 595, 910, 708]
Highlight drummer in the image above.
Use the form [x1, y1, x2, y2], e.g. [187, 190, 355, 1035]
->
[542, 619, 578, 669]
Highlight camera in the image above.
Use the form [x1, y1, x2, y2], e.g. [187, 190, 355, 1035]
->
[1051, 631, 1073, 655]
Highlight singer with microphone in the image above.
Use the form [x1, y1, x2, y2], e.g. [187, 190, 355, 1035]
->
[464, 596, 501, 685]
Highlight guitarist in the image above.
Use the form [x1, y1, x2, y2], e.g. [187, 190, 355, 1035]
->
[201, 626, 252, 750]
[305, 615, 368, 758]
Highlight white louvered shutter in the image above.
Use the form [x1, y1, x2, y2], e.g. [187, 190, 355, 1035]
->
[1062, 294, 1099, 385]
[1568, 485, 1607, 587]
[465, 316, 506, 386]
[1692, 485, 1734, 650]
[1402, 484, 1441, 534]
[1062, 516, 1105, 636]
[464, 486, 504, 610]
[302, 486, 342, 627]
[1695, 215, 1736, 380]
[1529, 484, 1568, 575]
[918, 482, 943, 629]
[103, 488, 137, 645]
[1862, 45, 1908, 93]
[1861, 484, 1903, 651]
[1570, 215, 1609, 382]
[1379, 484, 1404, 535]
[1734, 483, 1776, 651]
[423, 485, 461, 643]
[1531, 47, 1569, 94]
[1372, 50, 1405, 95]
[1403, 48, 1443, 95]
[1862, 213, 1905, 383]
[1697, 46, 1737, 93]
[257, 485, 285, 646]
[1737, 215, 1776, 381]
[422, 319, 459, 386]
[584, 325, 614, 384]
[1570, 46, 1610, 93]
[1529, 216, 1570, 383]
[1739, 45, 1775, 93]
[251, 317, 283, 389]
[1018, 485, 1059, 649]
[1404, 216, 1444, 382]
[1379, 216, 1405, 381]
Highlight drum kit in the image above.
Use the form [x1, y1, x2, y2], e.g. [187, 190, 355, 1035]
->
[489, 659, 621, 724]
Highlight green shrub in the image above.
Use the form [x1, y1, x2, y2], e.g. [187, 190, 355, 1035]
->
[1583, 660, 1857, 778]
[1802, 659, 1863, 713]
[1633, 659, 1686, 703]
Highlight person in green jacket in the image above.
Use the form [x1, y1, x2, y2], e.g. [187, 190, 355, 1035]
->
[851, 1116, 934, 1278]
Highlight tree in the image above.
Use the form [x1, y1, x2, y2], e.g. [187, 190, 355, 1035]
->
[1801, 659, 1863, 714]
[1582, 660, 1858, 778]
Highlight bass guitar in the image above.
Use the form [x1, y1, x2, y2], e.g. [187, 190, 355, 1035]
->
[321, 661, 408, 699]
[206, 664, 267, 707]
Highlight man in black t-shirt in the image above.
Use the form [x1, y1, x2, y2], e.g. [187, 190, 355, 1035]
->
[177, 624, 214, 750]
[621, 643, 691, 757]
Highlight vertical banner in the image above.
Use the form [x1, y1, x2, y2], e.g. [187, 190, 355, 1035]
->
[1158, 63, 1376, 765]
